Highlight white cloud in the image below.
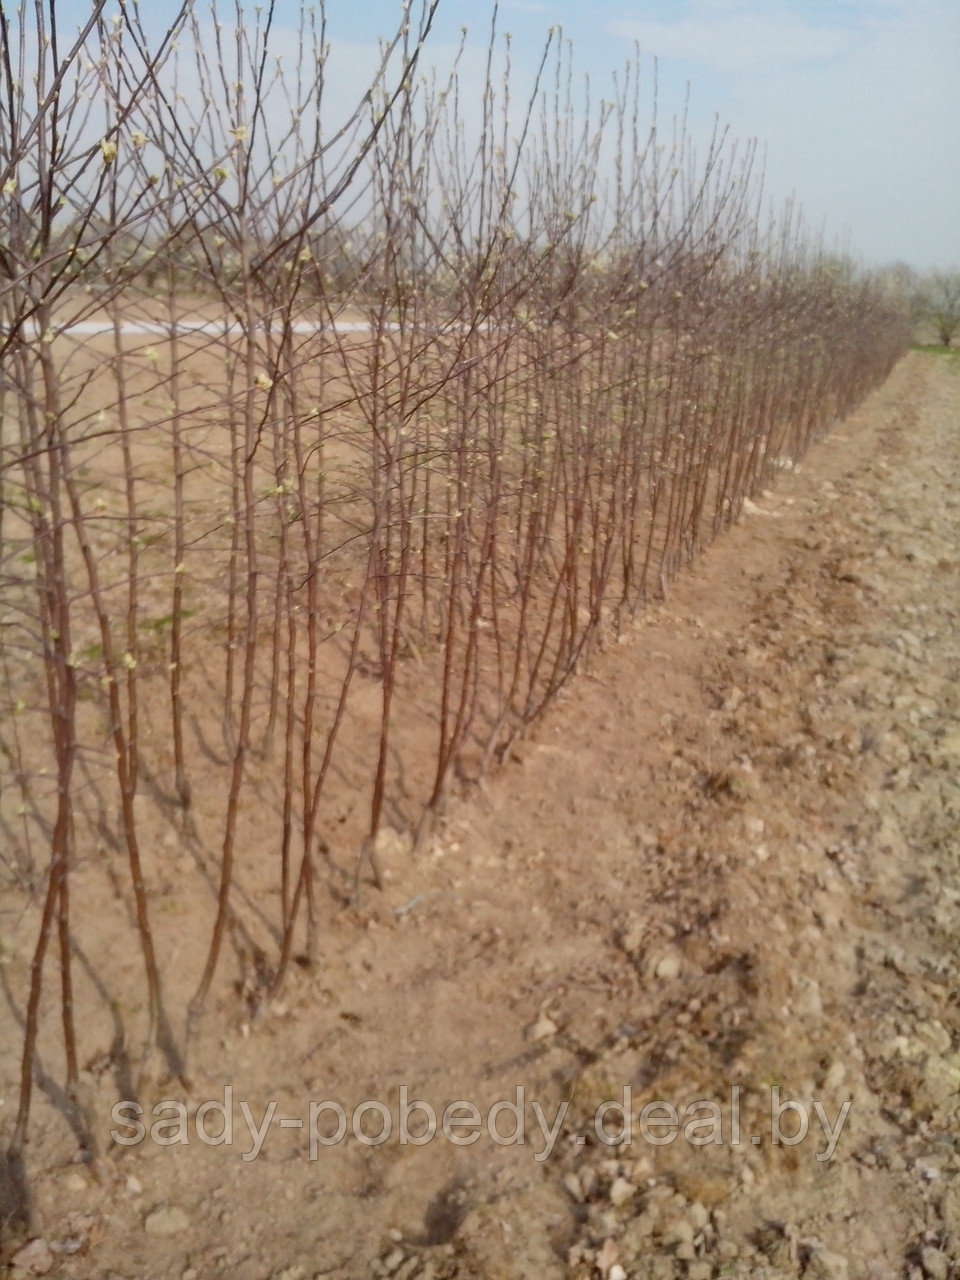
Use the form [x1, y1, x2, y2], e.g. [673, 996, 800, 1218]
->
[596, 0, 960, 265]
[607, 2, 853, 72]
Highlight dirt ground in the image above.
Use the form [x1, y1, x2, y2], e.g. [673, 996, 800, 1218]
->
[2, 348, 959, 1279]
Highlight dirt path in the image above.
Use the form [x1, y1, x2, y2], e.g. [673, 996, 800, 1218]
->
[4, 350, 960, 1279]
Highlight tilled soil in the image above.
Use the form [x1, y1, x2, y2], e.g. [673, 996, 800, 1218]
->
[2, 349, 959, 1280]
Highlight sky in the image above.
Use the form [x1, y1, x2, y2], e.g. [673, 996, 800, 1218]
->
[52, 0, 960, 270]
[314, 0, 960, 271]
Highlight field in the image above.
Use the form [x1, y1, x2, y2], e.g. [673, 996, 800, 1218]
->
[0, 280, 907, 1071]
[2, 346, 959, 1278]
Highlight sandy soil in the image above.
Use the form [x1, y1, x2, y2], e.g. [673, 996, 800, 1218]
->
[2, 348, 959, 1279]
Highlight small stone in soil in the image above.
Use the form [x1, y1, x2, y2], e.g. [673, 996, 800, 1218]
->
[144, 1206, 191, 1236]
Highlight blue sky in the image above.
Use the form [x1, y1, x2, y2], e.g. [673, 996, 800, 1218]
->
[321, 0, 959, 270]
[59, 0, 960, 268]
